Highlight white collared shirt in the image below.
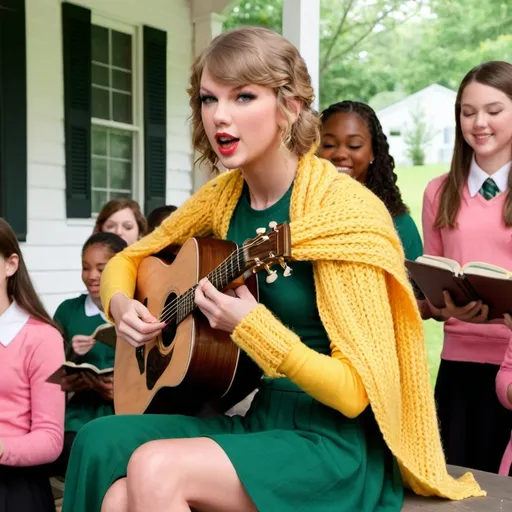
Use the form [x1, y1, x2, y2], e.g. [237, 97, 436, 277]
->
[0, 301, 30, 347]
[84, 294, 108, 322]
[467, 156, 511, 197]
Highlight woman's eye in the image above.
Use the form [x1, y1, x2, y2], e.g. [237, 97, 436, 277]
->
[349, 146, 363, 150]
[321, 143, 334, 149]
[238, 93, 255, 102]
[488, 111, 502, 116]
[200, 95, 216, 104]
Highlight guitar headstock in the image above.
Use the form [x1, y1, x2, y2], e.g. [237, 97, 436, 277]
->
[242, 222, 292, 283]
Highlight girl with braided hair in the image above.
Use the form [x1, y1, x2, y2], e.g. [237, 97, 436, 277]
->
[318, 100, 423, 260]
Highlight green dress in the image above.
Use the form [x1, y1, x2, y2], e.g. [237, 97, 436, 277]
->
[393, 212, 423, 261]
[62, 185, 403, 512]
[54, 294, 115, 432]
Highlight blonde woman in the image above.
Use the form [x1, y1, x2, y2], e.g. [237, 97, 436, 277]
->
[62, 27, 483, 512]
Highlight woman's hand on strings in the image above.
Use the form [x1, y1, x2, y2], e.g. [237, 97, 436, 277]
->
[194, 278, 258, 334]
[110, 292, 166, 348]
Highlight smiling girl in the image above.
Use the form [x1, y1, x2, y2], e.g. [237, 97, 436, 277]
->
[49, 232, 127, 477]
[62, 27, 483, 512]
[318, 101, 422, 261]
[421, 60, 512, 473]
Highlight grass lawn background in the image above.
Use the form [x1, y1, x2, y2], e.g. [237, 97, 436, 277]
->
[395, 163, 447, 386]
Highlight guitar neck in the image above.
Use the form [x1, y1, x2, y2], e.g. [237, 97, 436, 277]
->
[166, 246, 247, 325]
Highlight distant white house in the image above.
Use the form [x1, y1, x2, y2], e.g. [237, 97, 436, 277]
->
[377, 84, 457, 167]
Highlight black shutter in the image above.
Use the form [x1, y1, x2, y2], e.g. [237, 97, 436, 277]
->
[143, 26, 167, 216]
[0, 0, 27, 241]
[62, 2, 91, 218]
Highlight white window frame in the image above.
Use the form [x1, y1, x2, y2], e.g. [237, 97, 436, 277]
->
[90, 14, 144, 215]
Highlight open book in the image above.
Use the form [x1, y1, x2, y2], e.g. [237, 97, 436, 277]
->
[92, 323, 117, 350]
[46, 361, 113, 384]
[405, 255, 512, 320]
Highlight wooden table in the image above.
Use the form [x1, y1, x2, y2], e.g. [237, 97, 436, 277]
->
[402, 465, 511, 511]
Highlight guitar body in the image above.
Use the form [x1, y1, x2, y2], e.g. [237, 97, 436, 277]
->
[114, 237, 262, 416]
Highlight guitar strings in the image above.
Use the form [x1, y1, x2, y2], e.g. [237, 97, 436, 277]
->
[157, 244, 246, 325]
[157, 236, 268, 325]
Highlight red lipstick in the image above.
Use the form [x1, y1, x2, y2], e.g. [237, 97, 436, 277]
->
[215, 132, 240, 156]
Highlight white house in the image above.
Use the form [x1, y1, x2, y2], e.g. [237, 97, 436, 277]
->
[0, 0, 320, 315]
[376, 84, 457, 167]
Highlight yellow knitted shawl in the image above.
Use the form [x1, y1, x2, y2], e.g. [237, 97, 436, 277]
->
[102, 149, 484, 499]
[208, 152, 483, 499]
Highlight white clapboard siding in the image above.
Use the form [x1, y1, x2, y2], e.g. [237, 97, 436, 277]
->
[23, 0, 194, 315]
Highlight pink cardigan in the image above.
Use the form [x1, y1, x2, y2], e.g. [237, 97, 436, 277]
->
[0, 317, 65, 466]
[496, 337, 512, 476]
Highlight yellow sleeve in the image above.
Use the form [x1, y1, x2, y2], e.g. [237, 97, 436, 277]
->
[100, 178, 220, 319]
[232, 304, 369, 418]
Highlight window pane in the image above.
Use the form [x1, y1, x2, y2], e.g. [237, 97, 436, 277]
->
[110, 160, 132, 190]
[92, 63, 109, 87]
[110, 132, 132, 160]
[112, 31, 132, 70]
[92, 157, 107, 188]
[112, 69, 131, 92]
[92, 190, 107, 215]
[110, 191, 132, 201]
[92, 25, 109, 64]
[112, 92, 132, 124]
[92, 127, 107, 155]
[92, 87, 110, 120]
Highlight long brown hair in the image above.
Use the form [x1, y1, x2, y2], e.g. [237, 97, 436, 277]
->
[0, 218, 59, 329]
[93, 199, 147, 237]
[435, 61, 512, 228]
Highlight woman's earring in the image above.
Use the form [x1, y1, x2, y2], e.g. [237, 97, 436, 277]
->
[370, 159, 374, 165]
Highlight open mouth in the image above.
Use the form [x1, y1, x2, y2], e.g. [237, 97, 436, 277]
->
[336, 166, 352, 173]
[216, 134, 240, 155]
[473, 133, 493, 143]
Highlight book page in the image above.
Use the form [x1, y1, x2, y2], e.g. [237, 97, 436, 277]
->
[463, 261, 512, 279]
[415, 255, 462, 274]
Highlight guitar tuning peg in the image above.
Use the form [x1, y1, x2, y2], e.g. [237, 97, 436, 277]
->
[268, 221, 277, 230]
[256, 227, 266, 235]
[279, 258, 292, 277]
[266, 270, 278, 284]
[263, 263, 278, 284]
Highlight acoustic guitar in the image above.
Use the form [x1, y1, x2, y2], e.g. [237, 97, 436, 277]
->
[113, 222, 292, 416]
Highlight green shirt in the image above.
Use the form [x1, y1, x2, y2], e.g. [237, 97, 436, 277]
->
[54, 294, 115, 432]
[393, 212, 423, 260]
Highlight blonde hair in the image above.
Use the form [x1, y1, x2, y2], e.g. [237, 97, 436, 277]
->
[188, 26, 320, 170]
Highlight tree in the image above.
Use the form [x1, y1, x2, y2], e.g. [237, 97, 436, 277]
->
[224, 0, 282, 32]
[404, 106, 436, 166]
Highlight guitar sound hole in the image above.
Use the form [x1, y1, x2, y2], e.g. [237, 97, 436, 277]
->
[161, 292, 178, 348]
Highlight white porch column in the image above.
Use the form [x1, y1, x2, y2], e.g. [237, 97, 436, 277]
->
[282, 0, 320, 111]
[191, 12, 226, 191]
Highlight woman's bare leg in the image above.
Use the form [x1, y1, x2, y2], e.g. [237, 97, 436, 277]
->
[101, 478, 129, 512]
[125, 437, 257, 512]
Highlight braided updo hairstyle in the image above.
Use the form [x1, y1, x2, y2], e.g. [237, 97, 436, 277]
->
[321, 100, 409, 217]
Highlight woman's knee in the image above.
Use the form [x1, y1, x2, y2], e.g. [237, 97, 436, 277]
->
[101, 478, 128, 512]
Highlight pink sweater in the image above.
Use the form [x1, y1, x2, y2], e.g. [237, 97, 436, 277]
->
[422, 175, 512, 365]
[0, 318, 65, 466]
[496, 339, 512, 475]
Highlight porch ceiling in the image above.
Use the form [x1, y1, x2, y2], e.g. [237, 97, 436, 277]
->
[190, 0, 235, 20]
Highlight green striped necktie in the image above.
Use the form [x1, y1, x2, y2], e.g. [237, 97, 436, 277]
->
[479, 177, 500, 200]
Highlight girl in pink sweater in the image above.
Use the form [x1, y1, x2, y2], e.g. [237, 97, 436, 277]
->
[0, 219, 65, 511]
[420, 61, 512, 474]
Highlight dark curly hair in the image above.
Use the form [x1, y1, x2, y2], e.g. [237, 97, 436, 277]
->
[320, 100, 409, 217]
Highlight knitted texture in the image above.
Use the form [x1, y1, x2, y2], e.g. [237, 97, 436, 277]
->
[101, 150, 484, 500]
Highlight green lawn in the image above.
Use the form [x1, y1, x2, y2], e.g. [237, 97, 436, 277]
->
[395, 163, 447, 386]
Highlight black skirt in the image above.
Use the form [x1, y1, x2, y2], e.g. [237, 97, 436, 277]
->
[0, 465, 55, 512]
[435, 359, 512, 475]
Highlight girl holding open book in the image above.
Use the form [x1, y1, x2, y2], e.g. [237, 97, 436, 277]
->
[62, 27, 483, 512]
[421, 61, 512, 473]
[48, 232, 127, 477]
[0, 218, 65, 511]
[318, 100, 423, 261]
